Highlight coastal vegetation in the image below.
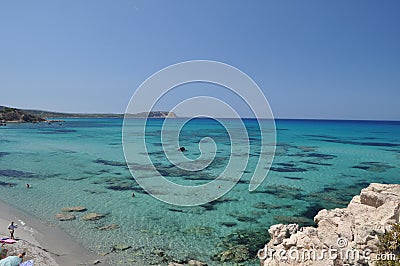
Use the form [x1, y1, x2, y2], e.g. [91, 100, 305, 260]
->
[377, 223, 400, 266]
[0, 106, 45, 123]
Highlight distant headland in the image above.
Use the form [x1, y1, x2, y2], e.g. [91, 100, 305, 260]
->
[0, 106, 46, 123]
[124, 111, 177, 119]
[0, 105, 176, 124]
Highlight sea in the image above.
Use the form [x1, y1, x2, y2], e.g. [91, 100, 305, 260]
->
[0, 118, 399, 265]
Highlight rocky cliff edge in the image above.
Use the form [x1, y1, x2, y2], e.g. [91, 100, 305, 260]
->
[259, 183, 400, 266]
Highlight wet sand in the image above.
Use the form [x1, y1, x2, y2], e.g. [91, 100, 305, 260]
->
[0, 200, 100, 266]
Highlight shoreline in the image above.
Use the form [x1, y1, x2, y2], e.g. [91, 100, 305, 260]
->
[0, 200, 99, 266]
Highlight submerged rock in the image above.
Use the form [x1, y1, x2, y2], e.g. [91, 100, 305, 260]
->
[219, 221, 237, 227]
[229, 212, 258, 223]
[259, 183, 400, 266]
[168, 259, 207, 266]
[0, 181, 16, 187]
[188, 259, 207, 265]
[55, 213, 76, 221]
[184, 226, 214, 235]
[213, 244, 251, 262]
[113, 244, 131, 251]
[82, 212, 105, 221]
[97, 224, 120, 231]
[253, 202, 292, 210]
[352, 161, 394, 173]
[62, 206, 87, 212]
[151, 248, 165, 257]
[215, 228, 269, 263]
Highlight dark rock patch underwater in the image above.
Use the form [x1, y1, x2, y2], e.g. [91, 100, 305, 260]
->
[94, 159, 128, 168]
[213, 228, 270, 263]
[312, 137, 400, 148]
[0, 169, 38, 179]
[352, 161, 394, 172]
[0, 181, 17, 187]
[0, 152, 11, 158]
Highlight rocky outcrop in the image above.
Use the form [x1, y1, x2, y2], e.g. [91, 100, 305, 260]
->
[0, 107, 46, 123]
[259, 183, 400, 266]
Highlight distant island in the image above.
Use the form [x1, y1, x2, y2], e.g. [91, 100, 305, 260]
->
[0, 106, 176, 123]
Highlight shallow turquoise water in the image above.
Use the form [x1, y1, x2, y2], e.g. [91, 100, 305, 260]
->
[0, 118, 399, 265]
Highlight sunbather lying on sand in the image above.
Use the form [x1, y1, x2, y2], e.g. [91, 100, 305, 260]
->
[0, 252, 25, 266]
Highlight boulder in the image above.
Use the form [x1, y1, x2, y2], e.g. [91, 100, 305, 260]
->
[82, 213, 105, 221]
[55, 213, 76, 221]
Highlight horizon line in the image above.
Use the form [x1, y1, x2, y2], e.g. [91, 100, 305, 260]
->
[2, 105, 399, 122]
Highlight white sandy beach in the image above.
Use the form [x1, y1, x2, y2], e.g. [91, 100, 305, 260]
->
[0, 200, 99, 266]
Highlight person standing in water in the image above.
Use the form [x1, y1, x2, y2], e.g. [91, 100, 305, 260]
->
[7, 222, 17, 240]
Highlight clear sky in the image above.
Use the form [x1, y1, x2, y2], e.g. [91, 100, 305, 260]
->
[0, 0, 399, 120]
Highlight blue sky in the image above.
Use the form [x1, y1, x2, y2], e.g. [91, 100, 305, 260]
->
[0, 0, 399, 120]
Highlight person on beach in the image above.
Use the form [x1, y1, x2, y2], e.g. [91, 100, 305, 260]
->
[0, 252, 25, 266]
[7, 222, 17, 240]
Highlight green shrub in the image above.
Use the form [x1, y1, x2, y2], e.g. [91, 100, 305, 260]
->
[376, 223, 400, 266]
[0, 107, 16, 113]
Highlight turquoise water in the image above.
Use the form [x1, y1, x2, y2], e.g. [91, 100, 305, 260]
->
[0, 118, 399, 265]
